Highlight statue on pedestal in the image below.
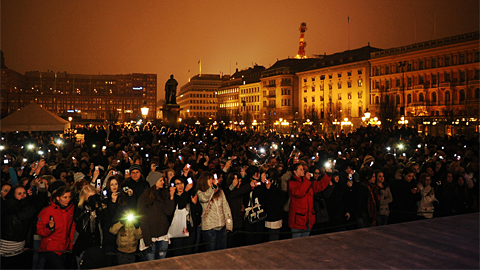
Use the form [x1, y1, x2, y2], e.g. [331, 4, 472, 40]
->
[165, 74, 178, 105]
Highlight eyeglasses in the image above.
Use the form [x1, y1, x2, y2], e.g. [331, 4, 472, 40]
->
[174, 182, 184, 186]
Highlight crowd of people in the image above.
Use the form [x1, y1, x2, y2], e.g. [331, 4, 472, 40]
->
[1, 123, 478, 269]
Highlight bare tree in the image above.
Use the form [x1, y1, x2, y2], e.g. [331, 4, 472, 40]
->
[216, 108, 231, 124]
[325, 101, 343, 132]
[304, 105, 321, 131]
[378, 94, 398, 128]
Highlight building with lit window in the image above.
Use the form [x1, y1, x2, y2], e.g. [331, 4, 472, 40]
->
[1, 66, 157, 122]
[217, 65, 264, 125]
[369, 32, 479, 135]
[296, 46, 380, 129]
[260, 58, 317, 124]
[177, 74, 228, 120]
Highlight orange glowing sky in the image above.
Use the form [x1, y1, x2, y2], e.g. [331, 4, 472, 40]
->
[1, 0, 479, 101]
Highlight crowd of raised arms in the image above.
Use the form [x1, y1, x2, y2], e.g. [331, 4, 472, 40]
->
[1, 123, 478, 269]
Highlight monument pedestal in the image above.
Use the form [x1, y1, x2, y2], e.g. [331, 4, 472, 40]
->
[161, 104, 181, 127]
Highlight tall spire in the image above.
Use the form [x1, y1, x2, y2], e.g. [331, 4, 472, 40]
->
[296, 22, 308, 59]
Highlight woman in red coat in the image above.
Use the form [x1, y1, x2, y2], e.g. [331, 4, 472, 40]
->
[288, 163, 331, 238]
[36, 186, 76, 269]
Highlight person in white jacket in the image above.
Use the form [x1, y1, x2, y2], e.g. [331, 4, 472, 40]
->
[197, 171, 232, 252]
[417, 173, 438, 219]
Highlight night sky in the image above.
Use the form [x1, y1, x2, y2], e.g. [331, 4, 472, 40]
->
[2, 0, 479, 101]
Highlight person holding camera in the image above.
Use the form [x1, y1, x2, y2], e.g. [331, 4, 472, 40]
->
[137, 176, 175, 261]
[288, 162, 332, 238]
[72, 184, 106, 268]
[36, 186, 76, 269]
[121, 164, 150, 210]
[109, 212, 142, 265]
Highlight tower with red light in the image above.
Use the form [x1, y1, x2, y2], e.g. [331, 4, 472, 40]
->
[296, 22, 307, 59]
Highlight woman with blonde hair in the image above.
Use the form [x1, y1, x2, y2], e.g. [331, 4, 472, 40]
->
[197, 171, 233, 251]
[73, 184, 105, 266]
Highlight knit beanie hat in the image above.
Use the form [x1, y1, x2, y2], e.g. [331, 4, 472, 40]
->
[74, 172, 85, 182]
[129, 164, 143, 174]
[363, 155, 375, 164]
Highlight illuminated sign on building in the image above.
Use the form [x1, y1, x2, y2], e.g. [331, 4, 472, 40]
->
[133, 87, 143, 90]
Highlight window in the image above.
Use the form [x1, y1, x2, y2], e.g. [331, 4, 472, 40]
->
[320, 75, 325, 80]
[311, 86, 315, 92]
[358, 91, 363, 99]
[338, 82, 342, 89]
[396, 95, 401, 105]
[347, 71, 352, 76]
[311, 77, 315, 82]
[385, 66, 390, 74]
[419, 93, 424, 102]
[419, 61, 424, 70]
[348, 81, 352, 88]
[475, 88, 480, 99]
[375, 81, 380, 89]
[320, 95, 324, 101]
[375, 96, 379, 104]
[329, 74, 332, 79]
[407, 77, 412, 87]
[459, 89, 465, 102]
[445, 72, 451, 82]
[348, 93, 352, 99]
[407, 94, 412, 104]
[312, 96, 315, 102]
[375, 68, 379, 76]
[407, 62, 412, 71]
[460, 54, 465, 64]
[396, 78, 401, 87]
[338, 73, 342, 78]
[304, 97, 307, 103]
[419, 75, 424, 84]
[445, 91, 451, 103]
[358, 70, 363, 75]
[303, 78, 307, 83]
[445, 56, 451, 66]
[460, 70, 466, 82]
[386, 80, 390, 90]
[432, 58, 437, 68]
[431, 92, 437, 103]
[432, 74, 437, 85]
[358, 79, 363, 87]
[338, 93, 342, 100]
[329, 83, 332, 90]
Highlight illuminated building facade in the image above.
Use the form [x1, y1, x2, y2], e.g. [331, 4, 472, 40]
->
[297, 46, 380, 128]
[217, 65, 264, 124]
[369, 32, 479, 135]
[1, 68, 157, 122]
[177, 74, 228, 120]
[260, 59, 317, 123]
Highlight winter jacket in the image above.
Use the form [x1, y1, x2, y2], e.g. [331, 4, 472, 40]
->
[417, 184, 438, 219]
[226, 182, 253, 229]
[1, 198, 36, 242]
[198, 186, 233, 231]
[378, 186, 393, 216]
[36, 202, 75, 256]
[109, 221, 142, 253]
[288, 173, 331, 230]
[137, 188, 175, 247]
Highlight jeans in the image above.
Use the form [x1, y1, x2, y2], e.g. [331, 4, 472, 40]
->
[291, 224, 311, 238]
[37, 252, 70, 269]
[116, 252, 136, 265]
[267, 228, 281, 242]
[377, 215, 389, 226]
[32, 239, 41, 269]
[202, 226, 227, 252]
[144, 240, 168, 261]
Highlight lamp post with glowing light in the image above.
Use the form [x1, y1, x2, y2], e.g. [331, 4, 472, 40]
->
[141, 101, 149, 122]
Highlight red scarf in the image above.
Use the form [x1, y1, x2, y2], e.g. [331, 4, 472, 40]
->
[367, 183, 380, 226]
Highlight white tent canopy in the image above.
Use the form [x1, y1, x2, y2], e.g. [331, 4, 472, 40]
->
[0, 103, 71, 132]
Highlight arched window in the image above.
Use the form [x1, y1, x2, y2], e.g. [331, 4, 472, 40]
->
[459, 89, 466, 102]
[375, 96, 380, 104]
[407, 94, 412, 104]
[419, 93, 424, 102]
[396, 95, 401, 105]
[431, 92, 437, 103]
[476, 88, 480, 99]
[445, 91, 451, 103]
[385, 95, 390, 104]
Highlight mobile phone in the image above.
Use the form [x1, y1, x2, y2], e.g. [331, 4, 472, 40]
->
[256, 181, 261, 186]
[31, 185, 37, 195]
[309, 172, 314, 177]
[439, 156, 444, 160]
[265, 179, 269, 184]
[102, 146, 107, 150]
[112, 171, 117, 175]
[3, 159, 8, 164]
[125, 169, 130, 175]
[50, 216, 53, 221]
[72, 157, 76, 160]
[370, 161, 374, 167]
[123, 186, 129, 193]
[102, 190, 107, 197]
[179, 156, 183, 161]
[187, 177, 193, 184]
[95, 166, 99, 171]
[170, 182, 175, 187]
[23, 158, 27, 163]
[96, 179, 101, 188]
[186, 163, 191, 169]
[145, 154, 149, 158]
[214, 174, 218, 180]
[311, 156, 315, 160]
[172, 150, 177, 153]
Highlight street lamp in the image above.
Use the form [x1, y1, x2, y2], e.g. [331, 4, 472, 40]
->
[141, 101, 149, 120]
